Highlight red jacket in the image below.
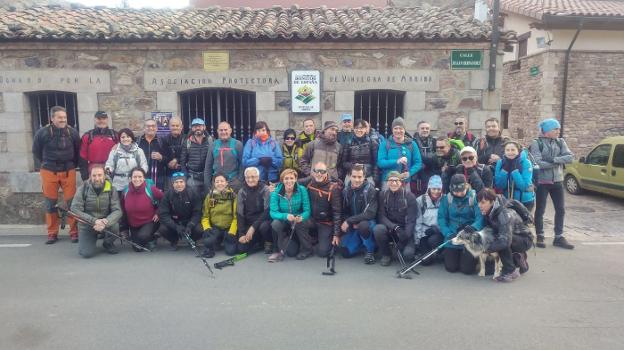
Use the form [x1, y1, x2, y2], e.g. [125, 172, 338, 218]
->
[80, 128, 118, 164]
[123, 182, 164, 227]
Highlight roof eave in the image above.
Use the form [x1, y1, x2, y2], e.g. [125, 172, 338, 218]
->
[537, 14, 624, 30]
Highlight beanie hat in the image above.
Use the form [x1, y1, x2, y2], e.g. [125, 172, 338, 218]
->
[539, 118, 561, 133]
[427, 175, 443, 190]
[387, 171, 402, 180]
[450, 174, 467, 192]
[391, 117, 405, 130]
[283, 128, 296, 140]
[460, 146, 477, 155]
[323, 121, 339, 132]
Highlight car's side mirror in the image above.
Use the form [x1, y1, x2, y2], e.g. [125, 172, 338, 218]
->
[579, 156, 586, 163]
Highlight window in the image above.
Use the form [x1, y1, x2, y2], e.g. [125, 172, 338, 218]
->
[179, 89, 256, 142]
[586, 144, 611, 166]
[28, 91, 79, 135]
[612, 144, 624, 168]
[500, 106, 510, 129]
[354, 90, 405, 138]
[517, 31, 531, 59]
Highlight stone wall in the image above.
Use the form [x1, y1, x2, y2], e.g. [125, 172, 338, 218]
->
[503, 50, 624, 157]
[0, 41, 500, 223]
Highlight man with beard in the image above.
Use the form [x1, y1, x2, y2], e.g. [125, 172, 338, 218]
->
[447, 116, 477, 148]
[297, 118, 319, 151]
[374, 171, 418, 266]
[32, 106, 81, 244]
[412, 120, 437, 196]
[435, 136, 461, 193]
[78, 111, 118, 181]
[378, 117, 422, 190]
[157, 172, 203, 250]
[477, 118, 508, 172]
[339, 165, 378, 264]
[162, 117, 185, 188]
[304, 161, 342, 258]
[138, 118, 169, 190]
[300, 121, 343, 182]
[70, 165, 122, 257]
[180, 118, 212, 195]
[233, 167, 273, 254]
[205, 121, 244, 192]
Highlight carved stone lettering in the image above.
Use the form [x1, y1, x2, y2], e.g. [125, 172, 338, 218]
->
[144, 70, 288, 92]
[323, 69, 439, 91]
[0, 70, 111, 93]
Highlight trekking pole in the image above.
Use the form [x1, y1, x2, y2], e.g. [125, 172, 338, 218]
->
[214, 253, 248, 269]
[281, 221, 297, 258]
[390, 233, 407, 268]
[56, 205, 150, 252]
[322, 245, 336, 276]
[179, 228, 215, 277]
[396, 238, 453, 279]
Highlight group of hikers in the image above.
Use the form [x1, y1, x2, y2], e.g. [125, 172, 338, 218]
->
[32, 106, 575, 282]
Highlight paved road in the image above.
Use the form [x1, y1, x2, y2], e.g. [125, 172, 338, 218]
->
[1, 232, 623, 350]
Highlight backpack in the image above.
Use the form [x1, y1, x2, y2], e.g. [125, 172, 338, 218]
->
[47, 124, 72, 140]
[506, 199, 534, 225]
[123, 178, 158, 207]
[87, 128, 117, 145]
[418, 194, 439, 217]
[112, 145, 142, 177]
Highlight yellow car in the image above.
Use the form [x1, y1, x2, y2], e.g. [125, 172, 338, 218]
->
[564, 136, 624, 199]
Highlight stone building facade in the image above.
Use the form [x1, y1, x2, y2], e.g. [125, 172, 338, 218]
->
[0, 5, 511, 224]
[494, 0, 624, 155]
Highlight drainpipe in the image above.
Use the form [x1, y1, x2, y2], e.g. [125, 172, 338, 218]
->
[488, 0, 500, 91]
[560, 18, 584, 137]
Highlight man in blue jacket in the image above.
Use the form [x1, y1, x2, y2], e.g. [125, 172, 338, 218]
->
[438, 174, 484, 274]
[378, 117, 422, 190]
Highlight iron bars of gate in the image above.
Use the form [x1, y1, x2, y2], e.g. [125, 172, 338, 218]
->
[28, 91, 79, 135]
[354, 90, 405, 138]
[179, 88, 256, 143]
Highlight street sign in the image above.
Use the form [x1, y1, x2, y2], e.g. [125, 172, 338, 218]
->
[530, 66, 540, 77]
[450, 50, 483, 70]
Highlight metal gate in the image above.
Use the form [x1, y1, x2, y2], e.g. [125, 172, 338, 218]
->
[28, 91, 79, 134]
[180, 88, 256, 142]
[354, 90, 405, 138]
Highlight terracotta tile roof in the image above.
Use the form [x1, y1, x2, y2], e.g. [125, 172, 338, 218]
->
[495, 0, 624, 20]
[0, 5, 515, 42]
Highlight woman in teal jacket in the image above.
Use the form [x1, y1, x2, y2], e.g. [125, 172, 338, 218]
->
[377, 117, 422, 189]
[494, 140, 535, 210]
[438, 174, 484, 274]
[268, 168, 312, 262]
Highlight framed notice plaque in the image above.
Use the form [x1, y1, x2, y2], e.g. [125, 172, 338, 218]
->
[291, 70, 320, 113]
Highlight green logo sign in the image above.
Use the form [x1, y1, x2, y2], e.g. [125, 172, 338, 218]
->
[451, 50, 483, 70]
[530, 66, 540, 77]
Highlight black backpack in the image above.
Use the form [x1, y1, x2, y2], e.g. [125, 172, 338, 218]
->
[506, 199, 533, 225]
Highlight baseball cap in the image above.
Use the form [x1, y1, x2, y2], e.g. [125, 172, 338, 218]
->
[191, 118, 205, 126]
[450, 174, 467, 192]
[94, 111, 108, 118]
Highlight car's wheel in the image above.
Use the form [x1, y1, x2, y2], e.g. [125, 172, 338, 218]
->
[565, 175, 582, 195]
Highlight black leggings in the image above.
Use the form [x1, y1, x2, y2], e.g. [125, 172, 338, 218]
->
[129, 222, 158, 247]
[224, 220, 271, 256]
[443, 248, 477, 274]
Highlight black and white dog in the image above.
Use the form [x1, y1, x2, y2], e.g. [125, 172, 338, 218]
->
[451, 227, 502, 279]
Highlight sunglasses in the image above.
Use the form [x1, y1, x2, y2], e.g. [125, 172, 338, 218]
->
[313, 169, 328, 174]
[454, 121, 464, 126]
[171, 171, 186, 178]
[461, 156, 475, 161]
[436, 146, 446, 150]
[285, 137, 296, 140]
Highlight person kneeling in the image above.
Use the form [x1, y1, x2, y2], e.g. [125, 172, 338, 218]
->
[157, 172, 203, 250]
[414, 175, 444, 265]
[478, 188, 533, 282]
[268, 169, 312, 262]
[374, 171, 418, 266]
[438, 174, 484, 274]
[200, 174, 238, 258]
[70, 164, 122, 258]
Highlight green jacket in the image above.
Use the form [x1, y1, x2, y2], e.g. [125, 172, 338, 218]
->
[270, 183, 311, 222]
[70, 179, 122, 228]
[281, 143, 303, 174]
[201, 188, 237, 234]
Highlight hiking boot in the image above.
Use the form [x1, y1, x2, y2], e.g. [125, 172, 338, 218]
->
[264, 241, 273, 254]
[45, 236, 58, 245]
[495, 268, 520, 283]
[513, 252, 529, 274]
[553, 236, 574, 250]
[536, 235, 546, 248]
[102, 241, 119, 255]
[364, 252, 375, 265]
[380, 255, 392, 266]
[268, 252, 284, 263]
[296, 250, 313, 260]
[201, 249, 215, 258]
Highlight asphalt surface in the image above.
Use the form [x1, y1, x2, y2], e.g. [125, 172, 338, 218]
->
[1, 233, 623, 350]
[2, 191, 623, 350]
